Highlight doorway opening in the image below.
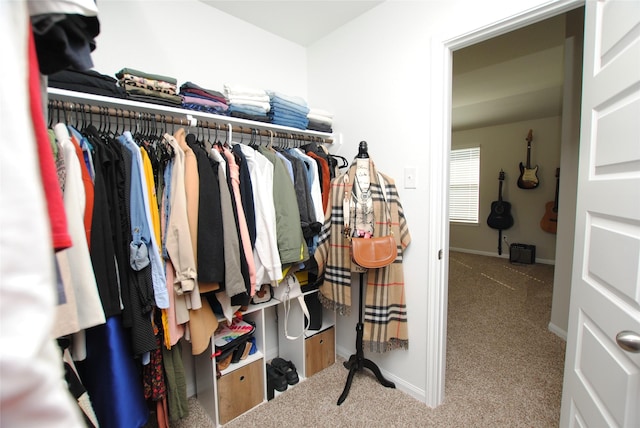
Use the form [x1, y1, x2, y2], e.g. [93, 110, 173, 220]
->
[443, 6, 585, 422]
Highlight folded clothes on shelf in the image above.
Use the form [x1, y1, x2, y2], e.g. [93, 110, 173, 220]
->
[48, 68, 127, 98]
[180, 81, 229, 115]
[267, 90, 309, 130]
[307, 108, 334, 133]
[115, 67, 182, 106]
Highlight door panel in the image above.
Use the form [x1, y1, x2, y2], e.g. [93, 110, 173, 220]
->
[588, 221, 640, 305]
[594, 97, 640, 170]
[561, 1, 640, 427]
[599, 0, 640, 62]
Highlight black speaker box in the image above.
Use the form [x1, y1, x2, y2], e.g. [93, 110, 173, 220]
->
[509, 243, 536, 264]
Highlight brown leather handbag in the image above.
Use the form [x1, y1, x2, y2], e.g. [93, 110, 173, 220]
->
[348, 171, 397, 269]
[351, 235, 397, 269]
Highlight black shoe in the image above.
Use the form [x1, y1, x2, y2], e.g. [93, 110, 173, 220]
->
[266, 363, 287, 400]
[271, 357, 299, 385]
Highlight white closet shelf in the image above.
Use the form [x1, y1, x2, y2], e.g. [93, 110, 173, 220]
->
[218, 350, 264, 377]
[215, 298, 280, 323]
[47, 88, 334, 143]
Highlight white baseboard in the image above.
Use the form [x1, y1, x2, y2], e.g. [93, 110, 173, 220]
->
[548, 322, 567, 340]
[336, 346, 426, 404]
[449, 247, 555, 265]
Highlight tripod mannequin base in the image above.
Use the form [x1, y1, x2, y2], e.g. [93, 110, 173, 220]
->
[336, 323, 395, 405]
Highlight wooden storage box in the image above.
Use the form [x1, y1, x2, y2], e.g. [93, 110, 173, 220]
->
[305, 327, 335, 377]
[217, 358, 264, 424]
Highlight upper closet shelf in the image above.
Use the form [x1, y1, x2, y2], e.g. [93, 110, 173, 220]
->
[47, 88, 334, 144]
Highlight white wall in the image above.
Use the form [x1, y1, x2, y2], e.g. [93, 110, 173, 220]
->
[450, 116, 562, 262]
[307, 0, 582, 403]
[549, 8, 584, 339]
[92, 0, 308, 98]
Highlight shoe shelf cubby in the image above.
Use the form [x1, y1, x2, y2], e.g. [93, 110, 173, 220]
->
[193, 290, 336, 426]
[276, 289, 336, 380]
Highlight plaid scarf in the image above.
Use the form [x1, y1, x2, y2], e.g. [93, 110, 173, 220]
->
[315, 160, 411, 352]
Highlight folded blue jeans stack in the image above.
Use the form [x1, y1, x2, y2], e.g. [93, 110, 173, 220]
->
[268, 91, 310, 130]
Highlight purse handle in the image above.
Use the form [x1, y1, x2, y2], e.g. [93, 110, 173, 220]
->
[279, 274, 310, 340]
[377, 172, 392, 230]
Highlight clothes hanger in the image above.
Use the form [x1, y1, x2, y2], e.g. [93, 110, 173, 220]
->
[114, 108, 124, 137]
[96, 106, 103, 135]
[63, 102, 72, 127]
[249, 128, 258, 148]
[199, 121, 209, 149]
[330, 154, 349, 169]
[155, 114, 161, 138]
[100, 107, 110, 139]
[237, 126, 244, 146]
[47, 101, 54, 129]
[204, 121, 213, 151]
[80, 104, 89, 133]
[127, 110, 137, 140]
[134, 112, 140, 140]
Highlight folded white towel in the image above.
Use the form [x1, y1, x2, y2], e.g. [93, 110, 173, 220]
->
[307, 113, 333, 125]
[308, 108, 334, 118]
[227, 98, 271, 111]
[224, 83, 268, 99]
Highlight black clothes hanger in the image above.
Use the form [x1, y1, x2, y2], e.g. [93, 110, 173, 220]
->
[330, 154, 349, 169]
[47, 101, 55, 128]
[249, 128, 259, 149]
[238, 126, 245, 145]
[80, 104, 89, 132]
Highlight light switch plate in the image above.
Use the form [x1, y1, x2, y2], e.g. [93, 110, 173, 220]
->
[404, 167, 417, 189]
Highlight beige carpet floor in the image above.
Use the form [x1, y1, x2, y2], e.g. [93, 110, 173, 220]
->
[172, 251, 566, 427]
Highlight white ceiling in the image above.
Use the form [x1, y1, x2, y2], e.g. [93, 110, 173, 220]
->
[201, 1, 567, 131]
[200, 1, 384, 47]
[452, 14, 567, 131]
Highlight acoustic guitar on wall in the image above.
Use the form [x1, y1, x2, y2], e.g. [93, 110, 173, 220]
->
[517, 129, 539, 189]
[487, 170, 514, 255]
[540, 168, 560, 234]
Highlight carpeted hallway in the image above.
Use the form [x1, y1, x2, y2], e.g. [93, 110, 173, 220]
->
[172, 251, 566, 427]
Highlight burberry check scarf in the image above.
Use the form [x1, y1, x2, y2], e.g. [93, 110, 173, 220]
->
[315, 159, 411, 352]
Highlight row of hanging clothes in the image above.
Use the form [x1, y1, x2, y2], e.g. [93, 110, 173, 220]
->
[47, 99, 348, 428]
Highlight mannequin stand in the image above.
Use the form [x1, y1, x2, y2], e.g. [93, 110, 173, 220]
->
[337, 272, 395, 405]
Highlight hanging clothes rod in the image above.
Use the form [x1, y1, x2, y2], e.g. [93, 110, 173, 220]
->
[47, 99, 333, 145]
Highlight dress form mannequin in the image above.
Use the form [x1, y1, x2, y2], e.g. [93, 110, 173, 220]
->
[338, 141, 395, 405]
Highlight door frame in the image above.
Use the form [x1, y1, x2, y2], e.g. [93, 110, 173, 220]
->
[426, 0, 584, 407]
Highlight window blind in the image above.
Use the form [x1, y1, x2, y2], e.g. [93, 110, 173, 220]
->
[449, 146, 480, 223]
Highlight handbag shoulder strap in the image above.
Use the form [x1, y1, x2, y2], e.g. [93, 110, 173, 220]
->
[377, 172, 392, 230]
[279, 274, 310, 340]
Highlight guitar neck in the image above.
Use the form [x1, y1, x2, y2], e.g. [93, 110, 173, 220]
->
[498, 180, 504, 202]
[525, 129, 533, 168]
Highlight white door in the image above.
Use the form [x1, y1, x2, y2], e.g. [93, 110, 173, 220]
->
[560, 1, 640, 427]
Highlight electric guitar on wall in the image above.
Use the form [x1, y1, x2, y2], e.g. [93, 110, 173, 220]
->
[540, 168, 560, 234]
[517, 129, 539, 189]
[487, 170, 514, 255]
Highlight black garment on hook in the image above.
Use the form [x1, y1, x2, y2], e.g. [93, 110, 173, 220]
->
[186, 134, 225, 284]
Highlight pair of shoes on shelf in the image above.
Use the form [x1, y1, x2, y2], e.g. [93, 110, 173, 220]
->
[266, 363, 288, 400]
[271, 357, 299, 386]
[231, 340, 252, 364]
